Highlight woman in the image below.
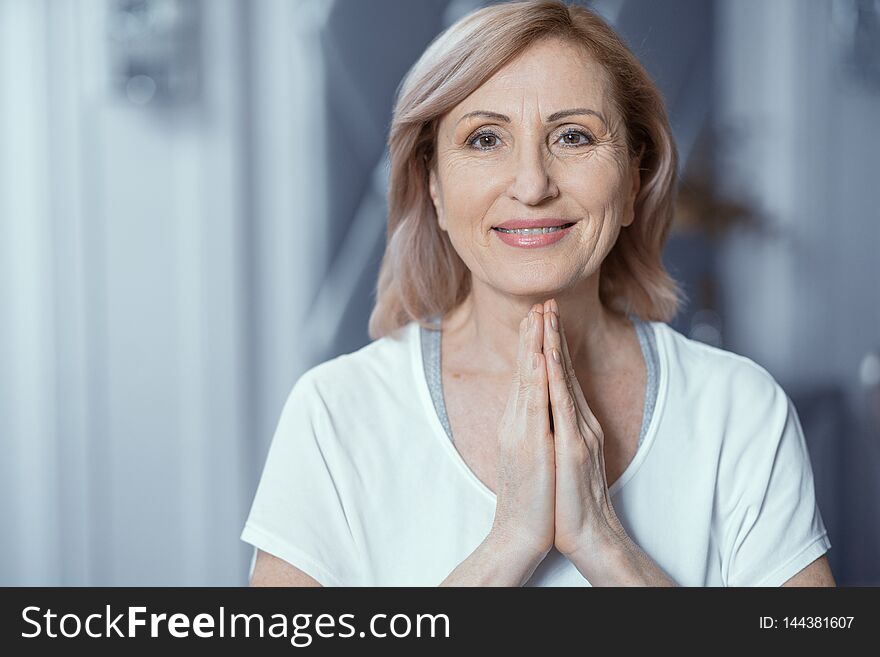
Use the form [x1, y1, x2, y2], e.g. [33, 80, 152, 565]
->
[241, 0, 834, 586]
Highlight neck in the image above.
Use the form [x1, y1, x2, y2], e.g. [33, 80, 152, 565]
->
[442, 274, 628, 377]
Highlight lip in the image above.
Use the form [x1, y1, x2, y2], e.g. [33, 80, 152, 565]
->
[493, 218, 574, 229]
[491, 223, 575, 248]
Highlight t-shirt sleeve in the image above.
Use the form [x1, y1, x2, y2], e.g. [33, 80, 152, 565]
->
[240, 370, 361, 586]
[721, 378, 831, 587]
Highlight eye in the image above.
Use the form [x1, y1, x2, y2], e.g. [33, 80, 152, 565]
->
[467, 129, 503, 151]
[466, 127, 595, 152]
[556, 128, 594, 148]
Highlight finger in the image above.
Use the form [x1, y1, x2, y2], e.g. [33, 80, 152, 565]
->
[529, 349, 550, 430]
[552, 300, 577, 387]
[542, 300, 554, 432]
[554, 304, 603, 439]
[519, 304, 550, 431]
[551, 302, 585, 409]
[543, 302, 578, 409]
[543, 305, 581, 449]
[528, 302, 544, 359]
[516, 304, 541, 382]
[514, 304, 545, 388]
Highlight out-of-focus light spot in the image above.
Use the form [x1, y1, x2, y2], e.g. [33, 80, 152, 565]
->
[691, 323, 722, 347]
[125, 75, 157, 105]
[689, 308, 723, 347]
[859, 350, 880, 388]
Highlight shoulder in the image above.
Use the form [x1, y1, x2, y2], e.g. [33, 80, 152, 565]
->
[652, 322, 794, 462]
[653, 321, 785, 407]
[292, 320, 420, 411]
[271, 321, 422, 463]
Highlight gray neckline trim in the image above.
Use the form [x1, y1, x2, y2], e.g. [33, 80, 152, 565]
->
[419, 316, 453, 440]
[419, 312, 660, 449]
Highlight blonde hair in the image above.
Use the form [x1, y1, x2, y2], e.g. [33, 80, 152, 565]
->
[368, 0, 685, 340]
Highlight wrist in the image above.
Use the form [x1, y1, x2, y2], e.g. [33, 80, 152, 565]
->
[564, 521, 630, 582]
[486, 525, 548, 577]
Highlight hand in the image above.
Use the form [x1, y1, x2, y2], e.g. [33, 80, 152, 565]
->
[541, 298, 624, 562]
[489, 303, 556, 563]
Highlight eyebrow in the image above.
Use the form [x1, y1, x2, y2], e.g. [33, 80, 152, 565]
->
[455, 107, 608, 127]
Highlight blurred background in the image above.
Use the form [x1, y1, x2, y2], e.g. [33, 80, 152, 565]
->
[1, 0, 878, 586]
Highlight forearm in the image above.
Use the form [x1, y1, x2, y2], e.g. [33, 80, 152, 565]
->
[440, 529, 545, 587]
[568, 527, 678, 586]
[602, 532, 678, 586]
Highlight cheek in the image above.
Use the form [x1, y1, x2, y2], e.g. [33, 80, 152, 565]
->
[441, 171, 499, 231]
[564, 158, 628, 209]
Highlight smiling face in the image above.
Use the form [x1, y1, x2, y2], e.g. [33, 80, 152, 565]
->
[428, 37, 640, 298]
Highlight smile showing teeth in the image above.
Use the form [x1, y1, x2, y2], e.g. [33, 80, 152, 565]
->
[494, 223, 574, 234]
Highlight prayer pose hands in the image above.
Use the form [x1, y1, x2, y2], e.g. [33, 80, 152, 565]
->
[538, 298, 625, 562]
[491, 300, 625, 572]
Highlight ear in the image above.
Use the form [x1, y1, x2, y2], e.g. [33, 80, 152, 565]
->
[622, 153, 642, 228]
[428, 167, 447, 231]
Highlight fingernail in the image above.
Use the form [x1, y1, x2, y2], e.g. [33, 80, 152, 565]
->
[550, 312, 558, 331]
[552, 347, 561, 364]
[528, 310, 535, 328]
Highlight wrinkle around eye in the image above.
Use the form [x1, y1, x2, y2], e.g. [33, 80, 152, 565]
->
[466, 123, 600, 150]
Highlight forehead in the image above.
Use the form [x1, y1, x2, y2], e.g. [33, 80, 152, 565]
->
[447, 38, 615, 124]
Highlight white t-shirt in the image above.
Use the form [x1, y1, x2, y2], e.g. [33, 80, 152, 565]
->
[240, 318, 831, 586]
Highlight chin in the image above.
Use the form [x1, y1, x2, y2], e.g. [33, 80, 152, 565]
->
[495, 271, 567, 297]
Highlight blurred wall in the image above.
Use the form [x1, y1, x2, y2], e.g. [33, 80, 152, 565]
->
[714, 0, 880, 584]
[0, 0, 330, 585]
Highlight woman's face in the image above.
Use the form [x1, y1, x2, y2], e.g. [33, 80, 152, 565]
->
[429, 37, 639, 297]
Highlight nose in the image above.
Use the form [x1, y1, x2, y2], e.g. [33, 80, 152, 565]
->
[505, 142, 559, 205]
